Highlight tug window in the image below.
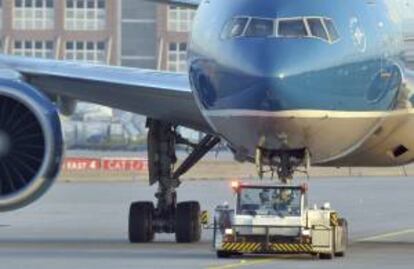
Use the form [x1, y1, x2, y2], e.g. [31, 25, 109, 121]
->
[222, 17, 248, 39]
[324, 18, 340, 42]
[278, 19, 308, 37]
[307, 18, 329, 41]
[244, 18, 274, 37]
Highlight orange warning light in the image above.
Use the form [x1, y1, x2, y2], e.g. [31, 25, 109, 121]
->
[231, 181, 240, 192]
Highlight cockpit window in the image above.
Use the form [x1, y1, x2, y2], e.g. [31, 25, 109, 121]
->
[222, 17, 248, 39]
[307, 18, 329, 41]
[222, 16, 340, 44]
[278, 19, 307, 38]
[324, 18, 340, 42]
[244, 18, 274, 37]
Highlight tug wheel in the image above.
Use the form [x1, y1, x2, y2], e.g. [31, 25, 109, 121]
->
[335, 218, 348, 257]
[216, 251, 232, 258]
[319, 252, 333, 260]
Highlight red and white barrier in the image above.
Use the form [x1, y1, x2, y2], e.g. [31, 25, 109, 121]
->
[62, 157, 148, 172]
[102, 157, 148, 171]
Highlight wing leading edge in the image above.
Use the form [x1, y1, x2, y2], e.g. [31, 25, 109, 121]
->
[0, 55, 212, 133]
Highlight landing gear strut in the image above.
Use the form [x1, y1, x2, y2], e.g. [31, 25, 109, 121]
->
[128, 119, 220, 243]
[255, 147, 310, 183]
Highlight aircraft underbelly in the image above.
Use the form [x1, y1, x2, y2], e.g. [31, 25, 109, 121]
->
[322, 110, 414, 167]
[207, 106, 414, 167]
[206, 110, 384, 163]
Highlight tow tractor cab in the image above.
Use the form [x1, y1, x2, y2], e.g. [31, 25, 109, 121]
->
[213, 182, 348, 259]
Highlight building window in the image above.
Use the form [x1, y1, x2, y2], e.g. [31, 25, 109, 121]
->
[13, 40, 54, 58]
[13, 0, 54, 30]
[167, 42, 187, 72]
[65, 41, 106, 64]
[167, 6, 195, 32]
[65, 0, 106, 30]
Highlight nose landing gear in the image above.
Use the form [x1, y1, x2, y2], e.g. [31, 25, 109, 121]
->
[255, 148, 310, 183]
[128, 119, 220, 243]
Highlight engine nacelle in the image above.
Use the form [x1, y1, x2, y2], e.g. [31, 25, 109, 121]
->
[0, 79, 63, 211]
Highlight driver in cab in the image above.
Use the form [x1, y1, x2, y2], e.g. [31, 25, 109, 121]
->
[272, 189, 294, 212]
[258, 189, 295, 216]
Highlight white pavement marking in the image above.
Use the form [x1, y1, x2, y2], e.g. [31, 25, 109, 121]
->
[357, 228, 414, 242]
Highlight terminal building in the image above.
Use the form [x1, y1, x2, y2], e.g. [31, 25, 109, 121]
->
[0, 0, 193, 72]
[120, 0, 193, 72]
[0, 0, 119, 65]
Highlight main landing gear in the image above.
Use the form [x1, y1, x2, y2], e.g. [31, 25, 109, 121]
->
[129, 119, 220, 243]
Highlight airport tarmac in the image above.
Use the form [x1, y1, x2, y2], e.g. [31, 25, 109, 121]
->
[1, 177, 414, 269]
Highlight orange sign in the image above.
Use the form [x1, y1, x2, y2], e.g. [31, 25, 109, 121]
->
[63, 158, 101, 171]
[62, 157, 148, 171]
[102, 158, 148, 171]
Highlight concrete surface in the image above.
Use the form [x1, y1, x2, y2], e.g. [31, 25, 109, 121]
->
[1, 177, 414, 268]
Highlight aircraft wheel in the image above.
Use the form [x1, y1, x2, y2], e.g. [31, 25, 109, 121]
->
[129, 201, 154, 243]
[175, 201, 201, 243]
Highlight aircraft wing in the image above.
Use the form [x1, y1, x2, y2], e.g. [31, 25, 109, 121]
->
[0, 55, 212, 133]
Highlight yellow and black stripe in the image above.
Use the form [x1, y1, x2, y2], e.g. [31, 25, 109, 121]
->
[270, 243, 313, 253]
[221, 242, 262, 252]
[200, 210, 209, 224]
[221, 242, 313, 253]
[330, 212, 339, 226]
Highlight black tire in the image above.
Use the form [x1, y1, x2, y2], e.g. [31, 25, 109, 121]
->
[335, 252, 345, 257]
[216, 251, 232, 258]
[175, 201, 201, 243]
[319, 253, 333, 260]
[129, 201, 154, 243]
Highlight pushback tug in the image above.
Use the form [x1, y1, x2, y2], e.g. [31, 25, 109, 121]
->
[211, 182, 348, 259]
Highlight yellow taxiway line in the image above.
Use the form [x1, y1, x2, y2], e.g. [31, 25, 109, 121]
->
[206, 258, 275, 269]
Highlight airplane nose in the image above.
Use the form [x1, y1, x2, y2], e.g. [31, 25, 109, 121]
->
[239, 58, 288, 111]
[225, 39, 301, 111]
[240, 46, 311, 112]
[191, 40, 300, 111]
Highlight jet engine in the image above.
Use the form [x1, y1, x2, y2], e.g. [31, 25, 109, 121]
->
[0, 79, 63, 211]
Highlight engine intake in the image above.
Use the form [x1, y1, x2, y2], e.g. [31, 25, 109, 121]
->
[0, 79, 63, 211]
